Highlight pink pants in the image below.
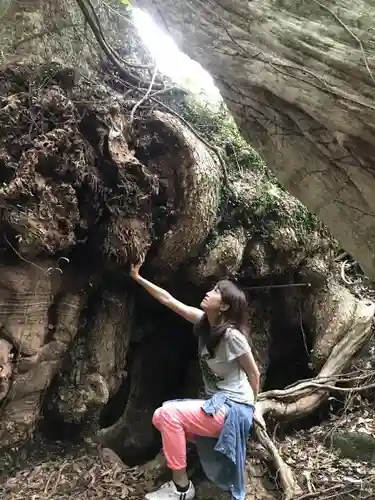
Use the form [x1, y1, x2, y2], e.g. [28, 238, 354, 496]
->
[152, 399, 226, 470]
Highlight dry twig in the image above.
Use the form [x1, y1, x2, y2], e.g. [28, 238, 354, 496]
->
[130, 64, 158, 124]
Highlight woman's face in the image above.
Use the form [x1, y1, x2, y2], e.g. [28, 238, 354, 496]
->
[200, 285, 227, 313]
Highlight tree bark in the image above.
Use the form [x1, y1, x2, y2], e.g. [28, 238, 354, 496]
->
[134, 0, 375, 280]
[134, 111, 222, 279]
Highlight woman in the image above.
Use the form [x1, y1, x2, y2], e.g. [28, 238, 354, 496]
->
[131, 259, 260, 500]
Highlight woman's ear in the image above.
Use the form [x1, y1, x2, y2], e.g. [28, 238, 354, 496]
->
[220, 303, 229, 312]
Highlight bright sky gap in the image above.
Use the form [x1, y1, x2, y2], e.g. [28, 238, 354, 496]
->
[132, 8, 222, 103]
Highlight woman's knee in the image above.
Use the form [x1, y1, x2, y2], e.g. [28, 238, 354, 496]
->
[152, 407, 162, 429]
[153, 403, 180, 429]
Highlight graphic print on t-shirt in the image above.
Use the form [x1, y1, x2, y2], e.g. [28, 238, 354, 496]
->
[199, 351, 224, 392]
[197, 329, 255, 404]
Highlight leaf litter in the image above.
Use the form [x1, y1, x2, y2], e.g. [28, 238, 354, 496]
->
[0, 440, 150, 500]
[1, 399, 375, 500]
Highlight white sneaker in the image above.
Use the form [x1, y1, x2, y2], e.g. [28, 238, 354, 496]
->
[145, 481, 195, 500]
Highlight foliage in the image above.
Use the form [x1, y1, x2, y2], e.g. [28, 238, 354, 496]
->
[177, 96, 268, 179]
[251, 183, 319, 242]
[175, 95, 320, 240]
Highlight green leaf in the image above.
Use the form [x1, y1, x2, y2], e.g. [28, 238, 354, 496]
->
[120, 0, 132, 5]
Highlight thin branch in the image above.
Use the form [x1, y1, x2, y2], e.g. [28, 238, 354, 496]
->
[284, 369, 375, 391]
[149, 85, 184, 98]
[117, 74, 230, 189]
[103, 69, 178, 99]
[226, 140, 243, 177]
[4, 234, 49, 274]
[75, 0, 163, 89]
[312, 0, 375, 85]
[267, 59, 375, 112]
[295, 484, 350, 500]
[130, 64, 158, 124]
[99, 0, 154, 69]
[88, 0, 153, 71]
[298, 303, 310, 357]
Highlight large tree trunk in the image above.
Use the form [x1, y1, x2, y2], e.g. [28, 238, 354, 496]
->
[134, 0, 375, 281]
[0, 2, 375, 499]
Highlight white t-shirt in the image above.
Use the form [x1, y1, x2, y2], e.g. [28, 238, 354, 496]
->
[199, 327, 254, 405]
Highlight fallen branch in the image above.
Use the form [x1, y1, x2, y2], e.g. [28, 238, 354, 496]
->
[253, 298, 375, 497]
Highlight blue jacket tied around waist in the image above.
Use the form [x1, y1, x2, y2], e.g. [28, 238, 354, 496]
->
[195, 393, 254, 500]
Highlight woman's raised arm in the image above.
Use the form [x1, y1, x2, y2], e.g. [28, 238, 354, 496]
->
[130, 260, 204, 325]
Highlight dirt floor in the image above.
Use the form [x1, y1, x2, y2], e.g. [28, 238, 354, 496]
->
[1, 398, 375, 500]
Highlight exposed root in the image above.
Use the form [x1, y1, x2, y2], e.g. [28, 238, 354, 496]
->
[254, 420, 302, 499]
[254, 298, 375, 497]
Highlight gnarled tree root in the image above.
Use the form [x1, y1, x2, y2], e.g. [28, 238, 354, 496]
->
[254, 298, 375, 498]
[253, 420, 301, 499]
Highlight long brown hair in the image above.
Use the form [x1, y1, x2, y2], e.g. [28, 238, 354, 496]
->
[195, 280, 248, 357]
